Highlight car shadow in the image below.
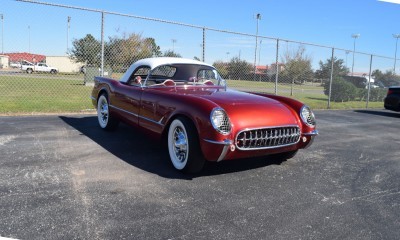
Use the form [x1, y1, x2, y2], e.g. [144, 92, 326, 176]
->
[354, 109, 400, 118]
[59, 116, 286, 180]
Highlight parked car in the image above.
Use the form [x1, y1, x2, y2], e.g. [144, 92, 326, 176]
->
[384, 86, 400, 111]
[9, 62, 22, 68]
[91, 57, 318, 173]
[22, 62, 58, 74]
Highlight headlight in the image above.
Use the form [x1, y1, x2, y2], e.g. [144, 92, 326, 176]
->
[300, 105, 316, 127]
[210, 108, 231, 135]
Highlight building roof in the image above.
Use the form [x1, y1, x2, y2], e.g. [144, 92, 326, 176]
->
[4, 52, 46, 63]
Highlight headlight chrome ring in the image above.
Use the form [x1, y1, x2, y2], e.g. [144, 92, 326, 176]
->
[210, 108, 231, 135]
[300, 105, 316, 127]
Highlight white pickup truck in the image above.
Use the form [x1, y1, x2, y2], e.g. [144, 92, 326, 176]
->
[22, 62, 58, 74]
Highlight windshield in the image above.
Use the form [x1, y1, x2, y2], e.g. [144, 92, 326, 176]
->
[144, 64, 226, 87]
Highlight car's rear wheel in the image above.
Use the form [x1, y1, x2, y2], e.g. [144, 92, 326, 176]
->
[26, 68, 33, 74]
[167, 117, 205, 173]
[97, 94, 119, 131]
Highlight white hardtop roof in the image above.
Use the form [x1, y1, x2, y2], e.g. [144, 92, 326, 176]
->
[120, 57, 214, 83]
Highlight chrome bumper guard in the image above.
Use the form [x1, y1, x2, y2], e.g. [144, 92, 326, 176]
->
[203, 139, 233, 162]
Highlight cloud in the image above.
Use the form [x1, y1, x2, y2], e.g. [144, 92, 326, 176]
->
[378, 0, 400, 4]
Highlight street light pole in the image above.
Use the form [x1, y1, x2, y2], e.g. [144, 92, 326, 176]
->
[345, 50, 350, 69]
[171, 39, 177, 52]
[254, 13, 261, 80]
[351, 34, 360, 76]
[393, 34, 400, 74]
[28, 25, 31, 53]
[1, 14, 3, 54]
[67, 16, 71, 53]
[258, 39, 262, 66]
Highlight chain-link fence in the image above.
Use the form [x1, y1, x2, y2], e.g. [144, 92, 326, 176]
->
[0, 0, 398, 114]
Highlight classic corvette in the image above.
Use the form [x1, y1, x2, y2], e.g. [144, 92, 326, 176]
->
[91, 57, 318, 173]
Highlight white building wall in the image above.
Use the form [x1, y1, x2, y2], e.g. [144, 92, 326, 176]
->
[46, 56, 83, 73]
[0, 55, 10, 68]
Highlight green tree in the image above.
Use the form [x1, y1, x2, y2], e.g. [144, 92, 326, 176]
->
[145, 37, 162, 57]
[105, 33, 161, 71]
[227, 57, 253, 80]
[69, 34, 101, 65]
[213, 60, 229, 79]
[163, 50, 182, 57]
[279, 46, 314, 96]
[280, 46, 314, 85]
[323, 77, 357, 102]
[372, 69, 400, 87]
[315, 57, 349, 80]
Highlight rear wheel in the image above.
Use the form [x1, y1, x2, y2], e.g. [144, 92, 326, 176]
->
[26, 68, 33, 74]
[167, 117, 205, 173]
[97, 94, 119, 131]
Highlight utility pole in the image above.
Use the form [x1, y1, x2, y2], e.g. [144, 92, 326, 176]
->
[351, 34, 360, 76]
[67, 16, 71, 53]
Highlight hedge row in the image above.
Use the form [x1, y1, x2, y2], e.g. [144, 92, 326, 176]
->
[323, 77, 387, 102]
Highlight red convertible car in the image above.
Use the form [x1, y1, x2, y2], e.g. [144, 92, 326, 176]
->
[91, 57, 318, 173]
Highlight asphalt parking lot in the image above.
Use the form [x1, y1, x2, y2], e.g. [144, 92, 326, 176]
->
[0, 110, 399, 240]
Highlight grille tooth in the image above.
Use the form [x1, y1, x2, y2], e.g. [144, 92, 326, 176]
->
[236, 126, 301, 150]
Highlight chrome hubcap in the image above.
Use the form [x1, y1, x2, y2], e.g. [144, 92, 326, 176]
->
[99, 99, 108, 125]
[173, 127, 187, 162]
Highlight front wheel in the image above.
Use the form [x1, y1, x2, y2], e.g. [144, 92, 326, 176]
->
[167, 117, 205, 173]
[97, 94, 119, 131]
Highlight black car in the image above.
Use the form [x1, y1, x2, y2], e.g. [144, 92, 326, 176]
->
[384, 86, 400, 111]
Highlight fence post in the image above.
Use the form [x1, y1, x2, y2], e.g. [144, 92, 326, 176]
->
[327, 47, 335, 109]
[100, 11, 105, 77]
[202, 28, 205, 62]
[274, 38, 279, 95]
[366, 54, 373, 109]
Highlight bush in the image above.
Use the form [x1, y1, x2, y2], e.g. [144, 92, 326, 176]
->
[357, 88, 387, 102]
[324, 77, 358, 102]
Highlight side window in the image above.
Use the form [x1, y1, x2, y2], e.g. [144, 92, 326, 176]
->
[197, 69, 218, 84]
[128, 66, 150, 86]
[151, 65, 176, 78]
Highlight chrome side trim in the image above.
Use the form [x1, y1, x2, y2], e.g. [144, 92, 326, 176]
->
[140, 115, 164, 126]
[109, 104, 164, 126]
[109, 104, 139, 117]
[204, 139, 232, 162]
[204, 139, 232, 145]
[303, 130, 319, 136]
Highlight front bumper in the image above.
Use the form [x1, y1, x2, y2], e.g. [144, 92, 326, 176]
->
[202, 129, 318, 162]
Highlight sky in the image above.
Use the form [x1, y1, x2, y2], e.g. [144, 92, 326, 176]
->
[1, 0, 400, 72]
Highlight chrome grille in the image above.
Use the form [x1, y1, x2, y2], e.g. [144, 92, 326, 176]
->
[236, 126, 301, 150]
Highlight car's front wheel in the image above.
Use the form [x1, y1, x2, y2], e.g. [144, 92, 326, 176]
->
[97, 94, 119, 131]
[167, 117, 205, 173]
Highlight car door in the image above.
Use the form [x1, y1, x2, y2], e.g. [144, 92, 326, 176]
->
[112, 84, 142, 126]
[111, 66, 150, 126]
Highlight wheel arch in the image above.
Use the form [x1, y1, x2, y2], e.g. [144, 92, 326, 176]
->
[161, 113, 196, 147]
[97, 88, 109, 102]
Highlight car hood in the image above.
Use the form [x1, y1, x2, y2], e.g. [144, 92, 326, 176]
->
[178, 87, 301, 129]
